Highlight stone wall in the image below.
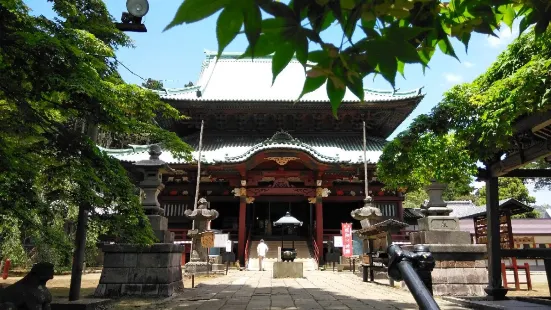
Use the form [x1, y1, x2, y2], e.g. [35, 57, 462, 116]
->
[402, 244, 488, 297]
[95, 244, 184, 297]
[431, 259, 488, 296]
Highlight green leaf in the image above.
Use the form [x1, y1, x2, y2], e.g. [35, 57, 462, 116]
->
[216, 5, 244, 58]
[272, 42, 295, 85]
[308, 50, 328, 63]
[297, 75, 327, 101]
[394, 43, 422, 64]
[165, 0, 228, 31]
[345, 72, 364, 102]
[258, 0, 296, 19]
[240, 34, 277, 58]
[327, 77, 346, 117]
[500, 5, 516, 29]
[294, 33, 309, 67]
[397, 60, 405, 78]
[242, 0, 262, 56]
[437, 37, 458, 60]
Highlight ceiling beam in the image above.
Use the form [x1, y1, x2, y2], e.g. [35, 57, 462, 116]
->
[478, 168, 551, 179]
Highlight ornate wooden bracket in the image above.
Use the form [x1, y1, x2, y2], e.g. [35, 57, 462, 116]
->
[265, 156, 299, 166]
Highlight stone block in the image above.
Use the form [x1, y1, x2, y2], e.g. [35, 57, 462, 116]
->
[101, 243, 184, 253]
[142, 284, 159, 296]
[455, 260, 476, 268]
[463, 268, 488, 284]
[410, 231, 471, 245]
[127, 267, 147, 283]
[103, 253, 126, 268]
[432, 284, 485, 296]
[100, 268, 129, 284]
[51, 298, 111, 310]
[147, 215, 168, 231]
[121, 284, 142, 295]
[104, 284, 122, 297]
[123, 253, 138, 267]
[273, 262, 303, 278]
[158, 282, 183, 296]
[137, 253, 170, 268]
[418, 216, 460, 231]
[171, 252, 182, 267]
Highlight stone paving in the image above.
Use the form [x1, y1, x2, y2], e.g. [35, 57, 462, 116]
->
[150, 270, 468, 309]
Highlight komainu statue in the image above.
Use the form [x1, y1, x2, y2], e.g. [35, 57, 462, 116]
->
[0, 262, 54, 310]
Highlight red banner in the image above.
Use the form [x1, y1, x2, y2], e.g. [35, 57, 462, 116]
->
[341, 223, 353, 257]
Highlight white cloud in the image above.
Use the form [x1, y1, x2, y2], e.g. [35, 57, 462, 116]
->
[463, 61, 474, 68]
[487, 26, 519, 48]
[443, 73, 463, 84]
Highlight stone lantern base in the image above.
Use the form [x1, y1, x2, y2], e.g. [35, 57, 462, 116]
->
[95, 244, 184, 297]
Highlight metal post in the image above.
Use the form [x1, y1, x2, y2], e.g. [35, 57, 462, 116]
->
[387, 245, 440, 310]
[352, 258, 356, 274]
[396, 261, 440, 310]
[192, 274, 195, 288]
[190, 120, 204, 256]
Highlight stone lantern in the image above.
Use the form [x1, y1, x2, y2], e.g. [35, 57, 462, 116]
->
[184, 197, 219, 274]
[350, 197, 382, 228]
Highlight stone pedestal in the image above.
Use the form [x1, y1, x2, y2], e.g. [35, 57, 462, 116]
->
[148, 215, 174, 243]
[410, 230, 471, 245]
[95, 244, 184, 297]
[273, 262, 303, 278]
[403, 244, 488, 296]
[406, 181, 488, 297]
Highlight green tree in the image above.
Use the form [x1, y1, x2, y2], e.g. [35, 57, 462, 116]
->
[474, 178, 539, 218]
[377, 28, 551, 191]
[475, 178, 536, 206]
[166, 0, 550, 114]
[142, 78, 165, 91]
[0, 0, 193, 266]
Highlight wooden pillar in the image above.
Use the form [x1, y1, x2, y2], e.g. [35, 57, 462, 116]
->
[238, 198, 246, 265]
[309, 203, 313, 239]
[485, 175, 507, 299]
[397, 200, 404, 221]
[315, 200, 323, 255]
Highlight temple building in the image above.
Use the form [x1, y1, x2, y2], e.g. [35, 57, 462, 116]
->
[101, 51, 425, 265]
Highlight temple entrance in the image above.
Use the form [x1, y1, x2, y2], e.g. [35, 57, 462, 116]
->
[252, 200, 310, 240]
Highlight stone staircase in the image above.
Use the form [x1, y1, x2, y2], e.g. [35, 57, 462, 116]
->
[246, 240, 318, 271]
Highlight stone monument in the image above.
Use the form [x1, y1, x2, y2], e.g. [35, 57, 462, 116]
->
[95, 145, 184, 297]
[184, 197, 219, 274]
[406, 180, 487, 296]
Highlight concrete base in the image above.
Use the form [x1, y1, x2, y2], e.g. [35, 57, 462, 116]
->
[51, 299, 111, 310]
[410, 231, 471, 245]
[273, 262, 303, 278]
[95, 243, 184, 298]
[403, 244, 488, 297]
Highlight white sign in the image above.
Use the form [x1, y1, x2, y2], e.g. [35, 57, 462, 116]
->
[225, 240, 232, 252]
[214, 233, 229, 248]
[333, 236, 343, 247]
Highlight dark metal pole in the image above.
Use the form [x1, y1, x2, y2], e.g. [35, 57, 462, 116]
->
[69, 121, 97, 301]
[387, 245, 440, 310]
[396, 261, 440, 310]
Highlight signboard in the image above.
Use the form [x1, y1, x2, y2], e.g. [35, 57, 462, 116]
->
[333, 236, 343, 247]
[225, 240, 232, 252]
[201, 231, 215, 248]
[214, 233, 229, 248]
[341, 223, 353, 257]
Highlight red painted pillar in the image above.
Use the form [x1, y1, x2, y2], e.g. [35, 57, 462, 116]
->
[315, 200, 323, 252]
[238, 199, 246, 264]
[397, 200, 404, 221]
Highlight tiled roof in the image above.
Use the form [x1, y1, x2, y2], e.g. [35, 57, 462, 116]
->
[430, 199, 534, 219]
[99, 130, 386, 165]
[403, 208, 424, 219]
[154, 51, 424, 103]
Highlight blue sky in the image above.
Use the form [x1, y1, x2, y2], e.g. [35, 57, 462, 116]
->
[26, 1, 550, 206]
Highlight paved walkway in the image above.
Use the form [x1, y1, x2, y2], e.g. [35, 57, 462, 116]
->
[152, 270, 467, 309]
